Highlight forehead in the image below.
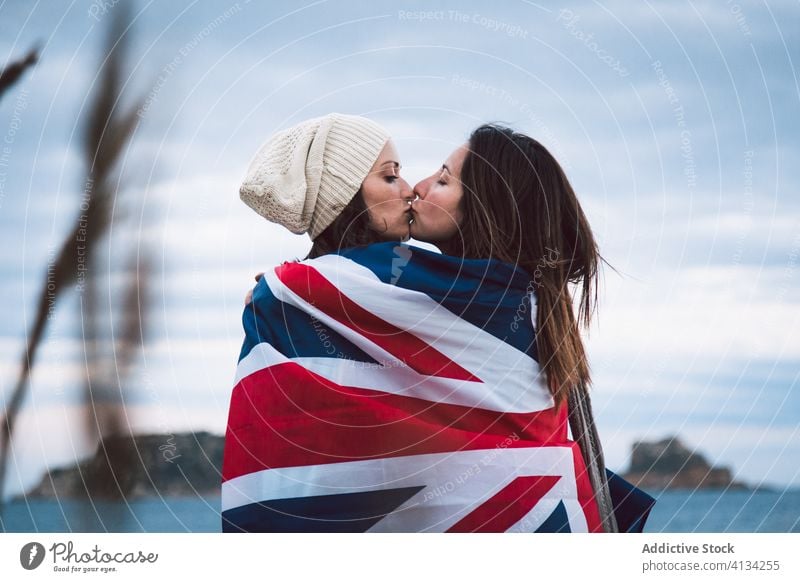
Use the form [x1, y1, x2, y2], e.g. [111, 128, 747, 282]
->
[444, 144, 469, 171]
[376, 139, 400, 162]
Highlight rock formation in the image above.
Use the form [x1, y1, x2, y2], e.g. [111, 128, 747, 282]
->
[622, 436, 747, 490]
[23, 431, 224, 499]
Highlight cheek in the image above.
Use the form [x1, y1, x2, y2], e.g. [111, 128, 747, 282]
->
[430, 187, 462, 216]
[450, 191, 465, 219]
[366, 180, 400, 208]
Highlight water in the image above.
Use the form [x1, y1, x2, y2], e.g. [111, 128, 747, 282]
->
[643, 489, 800, 533]
[2, 490, 798, 533]
[1, 494, 222, 533]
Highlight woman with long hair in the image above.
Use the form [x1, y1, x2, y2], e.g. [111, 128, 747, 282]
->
[410, 123, 601, 408]
[408, 124, 655, 531]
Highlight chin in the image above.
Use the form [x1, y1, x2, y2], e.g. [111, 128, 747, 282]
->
[377, 226, 409, 242]
[409, 224, 431, 243]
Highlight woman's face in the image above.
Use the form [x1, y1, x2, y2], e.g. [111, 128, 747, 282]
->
[361, 140, 414, 240]
[409, 144, 468, 243]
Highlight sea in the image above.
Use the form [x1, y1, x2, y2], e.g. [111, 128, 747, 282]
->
[1, 489, 798, 533]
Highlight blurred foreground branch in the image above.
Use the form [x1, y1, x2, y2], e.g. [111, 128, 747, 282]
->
[0, 1, 148, 511]
[0, 44, 39, 102]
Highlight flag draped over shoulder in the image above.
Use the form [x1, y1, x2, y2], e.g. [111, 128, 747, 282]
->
[221, 242, 645, 532]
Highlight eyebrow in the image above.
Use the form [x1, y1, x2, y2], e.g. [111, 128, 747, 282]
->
[441, 164, 450, 174]
[381, 161, 401, 169]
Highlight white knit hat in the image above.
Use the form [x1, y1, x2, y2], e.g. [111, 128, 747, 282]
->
[239, 113, 390, 240]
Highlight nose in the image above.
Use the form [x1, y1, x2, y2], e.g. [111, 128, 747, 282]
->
[400, 178, 414, 202]
[413, 176, 431, 201]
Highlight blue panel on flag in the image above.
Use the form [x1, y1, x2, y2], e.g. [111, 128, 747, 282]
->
[239, 274, 380, 365]
[222, 486, 425, 532]
[607, 469, 656, 533]
[534, 500, 571, 533]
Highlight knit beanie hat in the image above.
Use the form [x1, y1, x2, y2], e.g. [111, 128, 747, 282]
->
[239, 113, 390, 240]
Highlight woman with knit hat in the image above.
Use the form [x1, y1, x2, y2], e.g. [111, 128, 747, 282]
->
[238, 112, 414, 257]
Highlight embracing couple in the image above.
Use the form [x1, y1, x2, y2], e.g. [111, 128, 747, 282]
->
[221, 113, 653, 533]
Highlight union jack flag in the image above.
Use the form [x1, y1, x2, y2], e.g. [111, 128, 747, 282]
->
[221, 242, 608, 532]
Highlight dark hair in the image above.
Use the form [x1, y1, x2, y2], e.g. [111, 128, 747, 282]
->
[305, 189, 386, 259]
[456, 123, 605, 407]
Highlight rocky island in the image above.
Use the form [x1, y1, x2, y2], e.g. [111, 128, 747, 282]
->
[22, 431, 225, 499]
[621, 436, 749, 490]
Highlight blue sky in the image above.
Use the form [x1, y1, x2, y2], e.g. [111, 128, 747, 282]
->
[1, 0, 798, 498]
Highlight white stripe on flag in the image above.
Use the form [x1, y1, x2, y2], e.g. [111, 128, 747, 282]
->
[262, 259, 553, 413]
[235, 341, 551, 413]
[221, 446, 588, 533]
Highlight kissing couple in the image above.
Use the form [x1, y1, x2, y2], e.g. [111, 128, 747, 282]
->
[221, 113, 654, 533]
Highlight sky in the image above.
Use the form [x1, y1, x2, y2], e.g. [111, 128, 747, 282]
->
[0, 0, 798, 499]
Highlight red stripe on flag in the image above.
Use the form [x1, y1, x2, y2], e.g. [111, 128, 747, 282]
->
[446, 475, 561, 532]
[274, 262, 480, 381]
[221, 362, 566, 482]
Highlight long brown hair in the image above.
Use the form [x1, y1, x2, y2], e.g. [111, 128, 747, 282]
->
[305, 189, 387, 259]
[455, 124, 604, 407]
